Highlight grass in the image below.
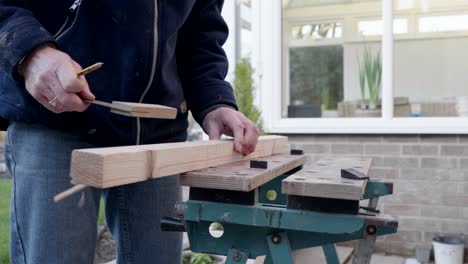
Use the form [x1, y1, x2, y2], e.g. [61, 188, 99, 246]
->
[98, 200, 105, 225]
[0, 179, 105, 264]
[0, 179, 11, 264]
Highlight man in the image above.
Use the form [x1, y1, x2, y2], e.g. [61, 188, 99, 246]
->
[0, 0, 260, 263]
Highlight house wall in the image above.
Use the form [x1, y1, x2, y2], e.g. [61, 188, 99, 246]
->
[287, 133, 468, 255]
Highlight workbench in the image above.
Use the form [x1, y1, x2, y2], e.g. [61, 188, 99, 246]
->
[161, 150, 397, 264]
[56, 136, 397, 263]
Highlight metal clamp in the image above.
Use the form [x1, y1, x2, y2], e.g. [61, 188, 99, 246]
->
[341, 168, 370, 180]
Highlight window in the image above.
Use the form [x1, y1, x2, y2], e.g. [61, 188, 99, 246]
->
[291, 22, 343, 40]
[288, 45, 343, 117]
[282, 1, 382, 119]
[419, 14, 468, 33]
[395, 8, 468, 118]
[358, 18, 408, 36]
[252, 0, 468, 133]
[239, 0, 253, 58]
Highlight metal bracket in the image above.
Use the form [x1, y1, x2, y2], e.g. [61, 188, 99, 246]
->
[352, 225, 378, 264]
[360, 206, 380, 214]
[266, 232, 295, 264]
[226, 248, 249, 264]
[250, 160, 268, 169]
[287, 195, 360, 215]
[363, 181, 393, 199]
[322, 244, 340, 264]
[189, 187, 258, 205]
[368, 197, 379, 209]
[341, 168, 370, 180]
[290, 149, 304, 155]
[258, 165, 303, 205]
[160, 217, 186, 232]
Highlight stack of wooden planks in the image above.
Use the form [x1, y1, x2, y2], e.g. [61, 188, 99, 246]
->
[70, 135, 290, 188]
[62, 136, 373, 205]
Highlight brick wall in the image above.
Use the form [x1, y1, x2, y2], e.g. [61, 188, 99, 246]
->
[287, 134, 468, 256]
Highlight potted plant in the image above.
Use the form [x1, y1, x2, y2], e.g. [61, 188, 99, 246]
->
[355, 46, 382, 117]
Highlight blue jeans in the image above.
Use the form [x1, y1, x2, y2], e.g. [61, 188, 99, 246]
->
[4, 122, 182, 264]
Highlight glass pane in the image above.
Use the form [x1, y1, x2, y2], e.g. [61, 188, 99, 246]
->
[291, 22, 343, 40]
[394, 2, 468, 117]
[239, 0, 252, 58]
[289, 46, 343, 114]
[358, 18, 408, 36]
[419, 14, 468, 33]
[283, 0, 382, 118]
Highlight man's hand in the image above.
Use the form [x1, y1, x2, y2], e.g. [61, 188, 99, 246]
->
[20, 45, 95, 113]
[202, 107, 260, 156]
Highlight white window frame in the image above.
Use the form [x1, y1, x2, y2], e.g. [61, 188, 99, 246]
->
[252, 0, 468, 134]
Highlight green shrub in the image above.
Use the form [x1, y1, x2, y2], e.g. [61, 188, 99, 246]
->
[183, 253, 214, 264]
[234, 58, 263, 132]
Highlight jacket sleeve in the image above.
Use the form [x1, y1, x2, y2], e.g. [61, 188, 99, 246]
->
[177, 0, 238, 125]
[0, 0, 56, 79]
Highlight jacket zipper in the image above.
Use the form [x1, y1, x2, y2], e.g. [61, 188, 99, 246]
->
[136, 0, 159, 145]
[53, 0, 82, 40]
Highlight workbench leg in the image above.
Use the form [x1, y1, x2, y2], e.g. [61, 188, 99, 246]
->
[352, 227, 377, 264]
[266, 232, 295, 264]
[226, 248, 249, 264]
[263, 255, 273, 264]
[322, 244, 340, 264]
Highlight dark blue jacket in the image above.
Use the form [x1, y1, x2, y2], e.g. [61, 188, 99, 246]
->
[0, 0, 237, 146]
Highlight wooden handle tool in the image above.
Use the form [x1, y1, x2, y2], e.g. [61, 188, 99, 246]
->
[78, 62, 178, 119]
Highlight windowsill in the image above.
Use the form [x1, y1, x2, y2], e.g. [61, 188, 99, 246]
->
[265, 117, 468, 134]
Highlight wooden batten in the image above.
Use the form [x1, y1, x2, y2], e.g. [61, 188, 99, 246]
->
[110, 101, 177, 119]
[71, 135, 290, 188]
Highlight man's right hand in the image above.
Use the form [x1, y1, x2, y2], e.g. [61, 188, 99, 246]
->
[20, 45, 95, 113]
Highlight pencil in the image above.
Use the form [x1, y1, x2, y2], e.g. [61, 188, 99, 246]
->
[77, 62, 104, 77]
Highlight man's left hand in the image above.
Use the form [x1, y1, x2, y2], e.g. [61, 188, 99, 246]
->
[202, 107, 260, 156]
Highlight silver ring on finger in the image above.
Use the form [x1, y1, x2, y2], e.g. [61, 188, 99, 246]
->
[48, 96, 58, 107]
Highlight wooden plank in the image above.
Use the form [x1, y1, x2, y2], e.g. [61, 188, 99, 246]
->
[110, 108, 176, 119]
[282, 157, 372, 200]
[86, 100, 178, 119]
[71, 135, 290, 188]
[86, 99, 114, 109]
[111, 101, 176, 113]
[180, 153, 306, 192]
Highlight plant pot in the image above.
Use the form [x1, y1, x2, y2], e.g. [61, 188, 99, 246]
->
[433, 235, 464, 264]
[287, 104, 322, 118]
[353, 109, 381, 117]
[322, 110, 339, 118]
[456, 96, 468, 117]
